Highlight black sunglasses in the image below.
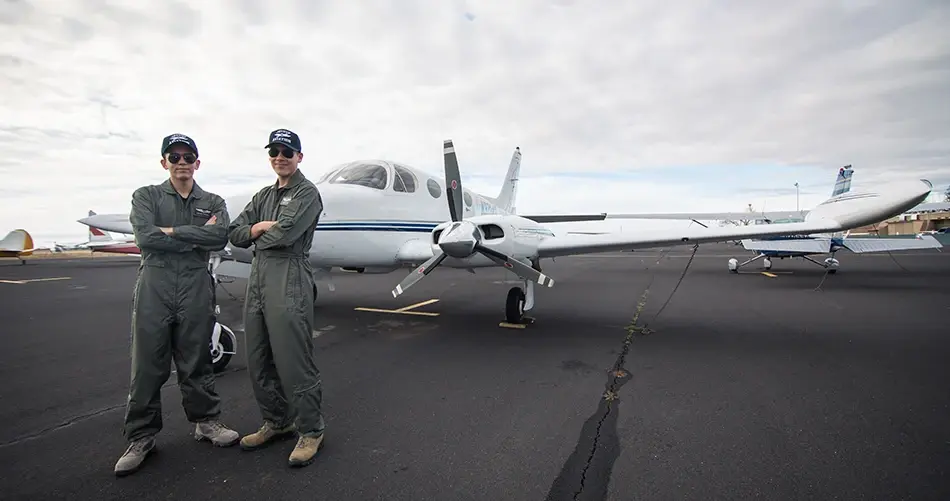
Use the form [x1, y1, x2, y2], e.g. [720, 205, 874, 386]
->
[268, 146, 297, 158]
[166, 152, 197, 164]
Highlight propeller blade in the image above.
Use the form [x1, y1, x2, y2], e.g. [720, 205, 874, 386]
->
[391, 251, 447, 298]
[443, 139, 464, 222]
[474, 244, 555, 287]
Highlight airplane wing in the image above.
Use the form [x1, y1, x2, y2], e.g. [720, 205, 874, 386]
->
[740, 238, 831, 254]
[77, 214, 133, 234]
[590, 210, 809, 222]
[841, 235, 942, 253]
[517, 212, 809, 223]
[519, 214, 609, 223]
[536, 219, 841, 258]
[395, 239, 434, 263]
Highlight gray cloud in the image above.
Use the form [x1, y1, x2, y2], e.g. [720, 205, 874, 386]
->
[1, 0, 948, 243]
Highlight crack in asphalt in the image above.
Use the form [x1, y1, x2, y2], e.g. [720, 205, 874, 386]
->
[545, 289, 651, 501]
[547, 245, 698, 501]
[0, 366, 246, 449]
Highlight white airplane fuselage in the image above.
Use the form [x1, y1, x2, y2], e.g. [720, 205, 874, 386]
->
[220, 161, 545, 273]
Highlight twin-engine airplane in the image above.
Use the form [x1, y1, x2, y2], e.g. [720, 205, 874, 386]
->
[79, 141, 934, 324]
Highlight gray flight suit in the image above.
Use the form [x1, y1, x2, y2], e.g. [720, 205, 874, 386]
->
[227, 169, 325, 437]
[124, 180, 230, 441]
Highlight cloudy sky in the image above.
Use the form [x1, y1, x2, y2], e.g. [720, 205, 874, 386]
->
[2, 0, 949, 245]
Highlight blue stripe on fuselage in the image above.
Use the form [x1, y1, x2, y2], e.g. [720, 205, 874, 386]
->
[315, 221, 440, 232]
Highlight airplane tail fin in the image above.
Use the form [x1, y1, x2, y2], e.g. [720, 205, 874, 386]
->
[86, 211, 113, 242]
[492, 146, 521, 214]
[0, 229, 36, 254]
[831, 165, 853, 197]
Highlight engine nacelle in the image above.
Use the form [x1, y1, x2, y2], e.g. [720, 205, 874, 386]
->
[428, 215, 544, 268]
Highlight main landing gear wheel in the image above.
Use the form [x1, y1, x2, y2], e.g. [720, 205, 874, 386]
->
[824, 257, 839, 274]
[211, 324, 235, 373]
[506, 287, 525, 324]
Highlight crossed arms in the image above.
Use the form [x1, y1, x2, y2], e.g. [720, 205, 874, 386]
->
[130, 187, 230, 253]
[227, 184, 322, 250]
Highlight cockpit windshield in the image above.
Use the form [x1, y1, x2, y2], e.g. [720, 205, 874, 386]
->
[323, 163, 388, 190]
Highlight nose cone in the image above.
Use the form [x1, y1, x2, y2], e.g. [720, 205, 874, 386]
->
[438, 221, 479, 258]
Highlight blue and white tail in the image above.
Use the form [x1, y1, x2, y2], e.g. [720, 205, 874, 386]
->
[831, 165, 853, 196]
[490, 146, 521, 214]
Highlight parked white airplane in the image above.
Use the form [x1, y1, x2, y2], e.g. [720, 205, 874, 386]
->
[726, 167, 942, 273]
[613, 164, 856, 224]
[78, 141, 934, 323]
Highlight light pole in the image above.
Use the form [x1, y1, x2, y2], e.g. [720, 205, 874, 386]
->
[794, 182, 799, 213]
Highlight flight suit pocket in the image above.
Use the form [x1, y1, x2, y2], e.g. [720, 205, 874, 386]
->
[283, 261, 306, 315]
[192, 205, 214, 225]
[277, 199, 301, 222]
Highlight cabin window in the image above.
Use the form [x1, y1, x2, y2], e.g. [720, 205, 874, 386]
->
[463, 191, 473, 207]
[326, 163, 388, 190]
[393, 165, 417, 193]
[315, 167, 341, 184]
[427, 178, 442, 198]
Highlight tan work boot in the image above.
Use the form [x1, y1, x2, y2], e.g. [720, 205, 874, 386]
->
[114, 436, 156, 477]
[239, 421, 295, 451]
[288, 433, 324, 467]
[194, 420, 240, 447]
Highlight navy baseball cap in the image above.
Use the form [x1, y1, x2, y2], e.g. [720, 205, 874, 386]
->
[265, 129, 302, 152]
[161, 133, 199, 156]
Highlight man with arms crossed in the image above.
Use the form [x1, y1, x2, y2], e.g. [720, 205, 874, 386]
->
[228, 128, 326, 468]
[115, 133, 240, 476]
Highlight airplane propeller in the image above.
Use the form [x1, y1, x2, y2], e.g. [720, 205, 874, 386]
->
[390, 140, 555, 298]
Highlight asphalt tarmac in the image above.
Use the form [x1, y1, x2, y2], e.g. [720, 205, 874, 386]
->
[0, 244, 948, 500]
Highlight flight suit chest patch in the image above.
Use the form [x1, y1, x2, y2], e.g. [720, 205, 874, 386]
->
[279, 195, 292, 206]
[193, 207, 212, 218]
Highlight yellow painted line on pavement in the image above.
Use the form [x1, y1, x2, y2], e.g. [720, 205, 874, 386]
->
[0, 276, 71, 284]
[354, 298, 440, 317]
[394, 298, 439, 312]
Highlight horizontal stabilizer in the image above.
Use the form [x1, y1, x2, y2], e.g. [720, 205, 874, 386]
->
[214, 260, 252, 280]
[842, 235, 942, 253]
[740, 238, 830, 254]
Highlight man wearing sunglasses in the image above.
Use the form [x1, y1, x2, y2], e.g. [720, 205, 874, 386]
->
[228, 128, 326, 468]
[115, 133, 240, 476]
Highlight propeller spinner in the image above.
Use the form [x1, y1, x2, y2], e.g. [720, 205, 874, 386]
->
[390, 140, 555, 298]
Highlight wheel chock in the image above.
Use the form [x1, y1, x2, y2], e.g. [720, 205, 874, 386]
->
[499, 316, 535, 329]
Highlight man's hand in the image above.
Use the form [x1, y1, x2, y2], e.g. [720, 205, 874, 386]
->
[205, 215, 217, 226]
[160, 227, 173, 235]
[250, 221, 277, 239]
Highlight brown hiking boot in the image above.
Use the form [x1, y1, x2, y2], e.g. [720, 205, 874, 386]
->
[288, 434, 324, 467]
[239, 421, 295, 451]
